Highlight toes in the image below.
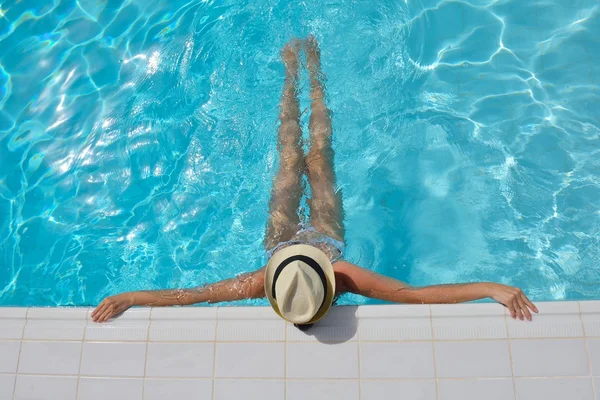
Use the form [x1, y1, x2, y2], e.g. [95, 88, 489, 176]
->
[282, 38, 300, 56]
[305, 35, 320, 53]
[290, 38, 301, 51]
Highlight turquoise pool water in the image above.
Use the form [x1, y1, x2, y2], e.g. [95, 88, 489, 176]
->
[1, 0, 599, 306]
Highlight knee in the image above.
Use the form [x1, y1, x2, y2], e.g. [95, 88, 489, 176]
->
[305, 150, 321, 170]
[280, 120, 300, 136]
[280, 174, 301, 189]
[306, 147, 332, 170]
[277, 135, 301, 150]
[280, 147, 303, 168]
[308, 121, 331, 139]
[310, 102, 328, 116]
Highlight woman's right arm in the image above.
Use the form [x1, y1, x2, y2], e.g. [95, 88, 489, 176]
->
[92, 268, 265, 322]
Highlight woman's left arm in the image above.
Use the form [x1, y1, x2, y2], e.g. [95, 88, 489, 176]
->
[333, 261, 538, 321]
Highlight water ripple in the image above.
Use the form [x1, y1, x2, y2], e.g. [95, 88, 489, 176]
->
[1, 0, 599, 305]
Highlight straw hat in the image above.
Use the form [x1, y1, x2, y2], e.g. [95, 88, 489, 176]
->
[265, 244, 335, 324]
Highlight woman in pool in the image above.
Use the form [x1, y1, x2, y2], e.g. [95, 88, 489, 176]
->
[92, 37, 538, 326]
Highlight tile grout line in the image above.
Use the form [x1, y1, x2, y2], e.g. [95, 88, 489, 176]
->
[6, 373, 598, 380]
[75, 308, 89, 400]
[356, 315, 362, 400]
[13, 335, 599, 343]
[579, 301, 596, 400]
[284, 321, 287, 400]
[212, 307, 220, 400]
[12, 308, 28, 400]
[504, 308, 518, 400]
[142, 309, 153, 400]
[429, 305, 439, 400]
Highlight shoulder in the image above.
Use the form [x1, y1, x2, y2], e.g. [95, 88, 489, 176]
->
[333, 260, 359, 274]
[333, 261, 360, 294]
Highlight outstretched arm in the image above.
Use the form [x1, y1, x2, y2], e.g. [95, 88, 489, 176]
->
[92, 268, 265, 322]
[334, 261, 538, 321]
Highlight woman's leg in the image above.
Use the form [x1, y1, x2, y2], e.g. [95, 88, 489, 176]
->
[264, 40, 305, 251]
[304, 36, 345, 242]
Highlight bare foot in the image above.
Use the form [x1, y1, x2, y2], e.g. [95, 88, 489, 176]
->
[305, 35, 322, 77]
[281, 39, 300, 78]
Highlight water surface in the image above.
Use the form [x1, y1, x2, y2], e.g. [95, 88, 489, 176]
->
[0, 0, 599, 306]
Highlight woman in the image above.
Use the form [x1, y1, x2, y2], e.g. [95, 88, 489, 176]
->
[92, 37, 537, 326]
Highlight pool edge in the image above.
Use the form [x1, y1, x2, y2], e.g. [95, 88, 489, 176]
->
[0, 301, 598, 400]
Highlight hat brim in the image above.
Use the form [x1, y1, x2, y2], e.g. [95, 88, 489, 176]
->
[265, 244, 335, 324]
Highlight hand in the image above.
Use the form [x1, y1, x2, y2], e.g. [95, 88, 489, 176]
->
[92, 293, 135, 323]
[486, 283, 538, 321]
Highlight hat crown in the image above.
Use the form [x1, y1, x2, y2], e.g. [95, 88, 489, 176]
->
[265, 244, 336, 324]
[274, 260, 325, 324]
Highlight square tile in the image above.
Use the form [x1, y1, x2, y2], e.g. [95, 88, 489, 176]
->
[432, 303, 507, 340]
[24, 308, 88, 340]
[511, 339, 589, 377]
[438, 378, 515, 400]
[146, 343, 214, 377]
[580, 301, 600, 337]
[18, 341, 82, 375]
[0, 374, 16, 400]
[287, 342, 359, 378]
[215, 343, 284, 378]
[214, 379, 284, 400]
[0, 341, 20, 373]
[14, 375, 77, 400]
[78, 377, 143, 400]
[360, 342, 435, 379]
[287, 380, 360, 400]
[586, 339, 600, 375]
[144, 379, 213, 400]
[149, 307, 216, 341]
[361, 380, 436, 400]
[80, 342, 146, 377]
[435, 340, 512, 378]
[86, 308, 150, 341]
[0, 307, 27, 339]
[507, 301, 583, 338]
[358, 305, 432, 341]
[217, 306, 285, 341]
[595, 377, 600, 400]
[514, 378, 593, 400]
[287, 306, 358, 342]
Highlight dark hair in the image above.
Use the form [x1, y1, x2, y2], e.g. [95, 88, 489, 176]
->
[294, 323, 314, 331]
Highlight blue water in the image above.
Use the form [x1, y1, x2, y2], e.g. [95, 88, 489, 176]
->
[1, 0, 599, 306]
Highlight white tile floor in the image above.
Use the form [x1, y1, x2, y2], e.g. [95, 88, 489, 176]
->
[0, 301, 598, 400]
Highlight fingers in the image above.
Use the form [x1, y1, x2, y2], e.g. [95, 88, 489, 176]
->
[494, 286, 537, 322]
[92, 299, 116, 323]
[517, 296, 532, 321]
[522, 294, 538, 314]
[513, 300, 524, 321]
[94, 307, 107, 322]
[97, 306, 115, 323]
[506, 301, 517, 319]
[91, 300, 104, 317]
[508, 290, 537, 322]
[91, 302, 107, 322]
